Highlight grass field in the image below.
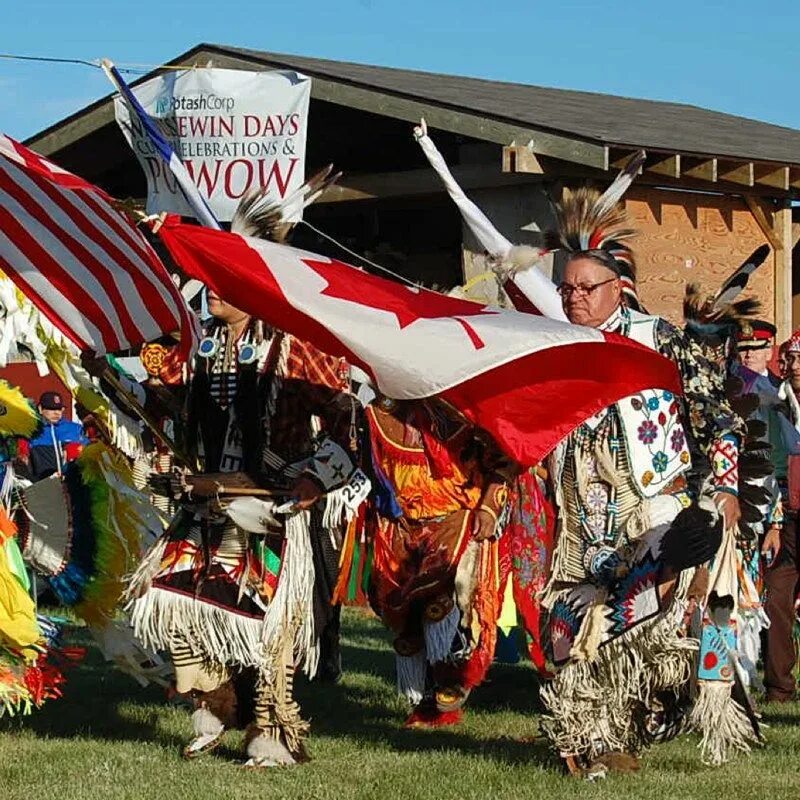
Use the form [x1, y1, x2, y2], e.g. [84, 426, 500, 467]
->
[2, 609, 800, 800]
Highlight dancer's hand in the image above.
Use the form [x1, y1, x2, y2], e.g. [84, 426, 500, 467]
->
[714, 492, 741, 530]
[472, 508, 497, 541]
[762, 525, 782, 567]
[290, 476, 323, 511]
[413, 118, 428, 140]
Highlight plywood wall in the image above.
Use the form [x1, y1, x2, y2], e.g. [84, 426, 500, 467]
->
[624, 186, 773, 327]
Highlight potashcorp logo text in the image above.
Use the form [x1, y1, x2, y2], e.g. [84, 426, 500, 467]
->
[154, 93, 236, 116]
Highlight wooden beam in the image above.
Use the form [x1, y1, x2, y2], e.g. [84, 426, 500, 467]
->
[744, 196, 783, 251]
[755, 165, 790, 191]
[316, 162, 544, 204]
[790, 168, 800, 190]
[645, 154, 681, 179]
[774, 201, 793, 341]
[682, 158, 718, 182]
[610, 149, 644, 173]
[719, 161, 755, 186]
[502, 144, 544, 174]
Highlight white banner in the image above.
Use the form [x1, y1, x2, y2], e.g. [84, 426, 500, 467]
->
[114, 68, 311, 221]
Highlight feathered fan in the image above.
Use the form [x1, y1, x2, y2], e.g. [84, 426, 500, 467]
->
[683, 246, 770, 344]
[230, 164, 341, 243]
[0, 379, 41, 438]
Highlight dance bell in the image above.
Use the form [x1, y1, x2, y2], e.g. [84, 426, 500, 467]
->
[424, 594, 455, 622]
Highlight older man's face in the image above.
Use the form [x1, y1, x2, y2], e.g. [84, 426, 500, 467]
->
[560, 257, 622, 328]
[739, 347, 771, 375]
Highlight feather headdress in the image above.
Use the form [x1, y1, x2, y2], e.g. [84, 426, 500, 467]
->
[683, 246, 770, 347]
[546, 150, 646, 310]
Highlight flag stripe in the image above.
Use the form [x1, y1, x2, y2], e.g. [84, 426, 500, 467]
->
[0, 133, 198, 357]
[0, 230, 107, 347]
[22, 168, 171, 338]
[75, 189, 197, 352]
[0, 163, 144, 344]
[0, 183, 123, 349]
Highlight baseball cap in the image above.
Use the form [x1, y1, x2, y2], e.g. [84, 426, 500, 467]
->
[39, 391, 65, 411]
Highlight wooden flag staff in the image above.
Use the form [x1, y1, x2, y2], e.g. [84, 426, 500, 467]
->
[98, 362, 198, 471]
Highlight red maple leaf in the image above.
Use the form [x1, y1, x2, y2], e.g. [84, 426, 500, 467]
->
[302, 258, 497, 350]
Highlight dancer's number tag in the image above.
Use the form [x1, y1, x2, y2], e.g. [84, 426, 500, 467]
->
[341, 468, 371, 511]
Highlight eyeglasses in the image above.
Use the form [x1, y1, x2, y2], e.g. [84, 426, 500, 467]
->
[556, 277, 617, 298]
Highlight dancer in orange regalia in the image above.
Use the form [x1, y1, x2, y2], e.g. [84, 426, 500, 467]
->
[365, 395, 517, 726]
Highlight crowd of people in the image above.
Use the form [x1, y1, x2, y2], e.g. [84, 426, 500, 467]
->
[1, 128, 800, 781]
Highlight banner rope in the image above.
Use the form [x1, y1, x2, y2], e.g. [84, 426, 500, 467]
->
[298, 220, 420, 289]
[0, 53, 203, 74]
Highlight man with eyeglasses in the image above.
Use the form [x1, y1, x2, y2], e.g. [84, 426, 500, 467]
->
[540, 188, 749, 776]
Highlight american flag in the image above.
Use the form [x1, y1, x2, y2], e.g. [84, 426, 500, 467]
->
[0, 134, 198, 357]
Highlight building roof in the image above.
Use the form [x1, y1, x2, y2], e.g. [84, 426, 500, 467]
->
[25, 43, 800, 194]
[219, 44, 800, 166]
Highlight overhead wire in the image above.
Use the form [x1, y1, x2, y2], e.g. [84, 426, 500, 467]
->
[298, 220, 419, 288]
[0, 53, 216, 74]
[2, 52, 419, 287]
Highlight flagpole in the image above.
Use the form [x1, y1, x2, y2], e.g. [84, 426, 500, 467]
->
[101, 59, 216, 316]
[98, 362, 198, 471]
[100, 58, 222, 231]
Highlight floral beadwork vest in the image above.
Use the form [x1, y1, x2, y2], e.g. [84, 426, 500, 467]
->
[617, 311, 692, 497]
[552, 309, 692, 501]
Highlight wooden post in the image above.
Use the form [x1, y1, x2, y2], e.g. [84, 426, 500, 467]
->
[774, 200, 793, 340]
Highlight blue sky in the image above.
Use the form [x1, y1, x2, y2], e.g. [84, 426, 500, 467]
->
[2, 0, 799, 140]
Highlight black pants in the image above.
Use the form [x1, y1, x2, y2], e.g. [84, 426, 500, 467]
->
[764, 514, 800, 700]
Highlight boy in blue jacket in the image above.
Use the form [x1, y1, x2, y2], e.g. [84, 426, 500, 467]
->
[25, 391, 87, 481]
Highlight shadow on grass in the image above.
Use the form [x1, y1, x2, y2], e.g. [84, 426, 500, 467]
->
[295, 622, 553, 768]
[1, 613, 555, 768]
[0, 624, 183, 749]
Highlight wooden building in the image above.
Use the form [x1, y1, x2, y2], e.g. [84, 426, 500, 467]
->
[26, 43, 800, 338]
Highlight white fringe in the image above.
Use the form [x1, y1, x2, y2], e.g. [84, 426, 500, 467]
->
[125, 535, 168, 602]
[688, 681, 760, 766]
[259, 511, 319, 679]
[540, 599, 697, 758]
[423, 604, 459, 664]
[396, 652, 427, 705]
[127, 586, 264, 668]
[322, 487, 350, 530]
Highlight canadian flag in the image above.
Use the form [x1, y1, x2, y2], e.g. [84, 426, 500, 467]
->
[158, 219, 681, 465]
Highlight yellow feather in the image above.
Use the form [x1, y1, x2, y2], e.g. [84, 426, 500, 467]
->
[0, 380, 41, 438]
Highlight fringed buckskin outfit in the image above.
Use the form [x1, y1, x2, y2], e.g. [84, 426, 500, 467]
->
[128, 323, 357, 765]
[365, 399, 516, 725]
[538, 152, 752, 771]
[542, 304, 745, 763]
